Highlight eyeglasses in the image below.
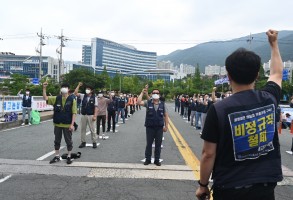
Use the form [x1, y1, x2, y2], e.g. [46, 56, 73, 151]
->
[152, 93, 160, 95]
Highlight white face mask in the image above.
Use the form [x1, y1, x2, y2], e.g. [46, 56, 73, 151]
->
[98, 93, 103, 97]
[120, 95, 123, 98]
[61, 88, 68, 94]
[26, 91, 30, 95]
[152, 94, 160, 99]
[85, 89, 91, 94]
[111, 93, 115, 96]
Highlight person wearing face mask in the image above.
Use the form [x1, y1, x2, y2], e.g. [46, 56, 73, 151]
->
[116, 93, 127, 124]
[17, 88, 32, 126]
[43, 82, 77, 165]
[74, 82, 98, 148]
[137, 87, 169, 166]
[125, 94, 130, 118]
[107, 92, 118, 133]
[97, 91, 112, 139]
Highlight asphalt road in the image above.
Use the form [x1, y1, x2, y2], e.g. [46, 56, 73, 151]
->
[0, 103, 292, 200]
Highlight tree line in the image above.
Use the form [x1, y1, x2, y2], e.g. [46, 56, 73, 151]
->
[1, 66, 292, 101]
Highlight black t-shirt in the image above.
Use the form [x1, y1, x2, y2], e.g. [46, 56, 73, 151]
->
[201, 81, 283, 187]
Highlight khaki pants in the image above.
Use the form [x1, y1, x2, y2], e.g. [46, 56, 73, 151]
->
[80, 115, 97, 143]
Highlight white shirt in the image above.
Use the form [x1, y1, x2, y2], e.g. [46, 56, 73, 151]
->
[79, 93, 98, 107]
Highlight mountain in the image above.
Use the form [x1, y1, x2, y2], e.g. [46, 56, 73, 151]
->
[158, 31, 293, 72]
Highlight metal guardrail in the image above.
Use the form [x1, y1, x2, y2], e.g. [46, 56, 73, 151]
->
[0, 96, 53, 117]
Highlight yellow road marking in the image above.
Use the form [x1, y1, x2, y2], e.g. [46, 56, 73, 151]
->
[168, 118, 200, 180]
[169, 118, 214, 199]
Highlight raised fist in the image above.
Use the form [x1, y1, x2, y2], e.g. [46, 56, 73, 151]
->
[266, 29, 278, 46]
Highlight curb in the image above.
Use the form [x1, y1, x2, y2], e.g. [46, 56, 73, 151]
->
[0, 113, 53, 131]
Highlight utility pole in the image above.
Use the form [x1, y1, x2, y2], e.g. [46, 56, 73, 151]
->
[36, 28, 46, 80]
[56, 29, 69, 82]
[247, 33, 253, 49]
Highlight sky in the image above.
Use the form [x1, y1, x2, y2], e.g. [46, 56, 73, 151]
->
[0, 0, 292, 61]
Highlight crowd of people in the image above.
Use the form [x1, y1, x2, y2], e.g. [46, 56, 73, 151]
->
[41, 81, 170, 167]
[174, 87, 232, 133]
[9, 29, 293, 200]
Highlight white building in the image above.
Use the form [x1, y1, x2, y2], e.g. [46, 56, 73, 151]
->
[263, 60, 293, 80]
[205, 65, 227, 76]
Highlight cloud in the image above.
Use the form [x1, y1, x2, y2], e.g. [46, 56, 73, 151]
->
[1, 0, 293, 61]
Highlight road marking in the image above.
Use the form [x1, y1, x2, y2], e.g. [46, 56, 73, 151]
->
[36, 130, 94, 161]
[36, 146, 65, 161]
[0, 119, 52, 133]
[0, 174, 12, 183]
[141, 158, 163, 163]
[168, 118, 200, 180]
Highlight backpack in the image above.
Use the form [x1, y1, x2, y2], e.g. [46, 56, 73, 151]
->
[30, 110, 40, 125]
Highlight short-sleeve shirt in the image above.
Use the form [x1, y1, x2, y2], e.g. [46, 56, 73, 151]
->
[79, 93, 98, 107]
[48, 96, 77, 128]
[201, 81, 282, 187]
[97, 97, 111, 116]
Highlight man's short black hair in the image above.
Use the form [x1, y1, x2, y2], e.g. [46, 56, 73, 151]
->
[25, 88, 30, 91]
[86, 85, 94, 90]
[61, 83, 70, 88]
[225, 48, 261, 85]
[152, 89, 160, 94]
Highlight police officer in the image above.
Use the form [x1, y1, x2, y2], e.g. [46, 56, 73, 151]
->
[196, 30, 283, 200]
[17, 88, 32, 125]
[43, 82, 77, 165]
[74, 82, 98, 148]
[107, 92, 118, 133]
[137, 87, 169, 166]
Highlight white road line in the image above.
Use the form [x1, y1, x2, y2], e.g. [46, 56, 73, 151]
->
[36, 131, 91, 161]
[36, 146, 65, 161]
[0, 119, 52, 133]
[0, 174, 12, 183]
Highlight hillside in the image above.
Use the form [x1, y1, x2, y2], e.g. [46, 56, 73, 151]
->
[158, 31, 293, 72]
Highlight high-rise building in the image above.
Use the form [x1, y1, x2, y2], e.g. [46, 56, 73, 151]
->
[91, 37, 157, 74]
[0, 53, 59, 81]
[82, 45, 91, 65]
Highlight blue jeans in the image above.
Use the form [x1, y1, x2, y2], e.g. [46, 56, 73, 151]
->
[195, 112, 202, 128]
[116, 107, 125, 123]
[22, 107, 32, 123]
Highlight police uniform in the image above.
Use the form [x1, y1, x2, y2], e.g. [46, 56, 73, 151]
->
[144, 99, 166, 163]
[201, 81, 283, 199]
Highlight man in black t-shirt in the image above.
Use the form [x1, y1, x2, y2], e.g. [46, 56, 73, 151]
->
[196, 30, 283, 200]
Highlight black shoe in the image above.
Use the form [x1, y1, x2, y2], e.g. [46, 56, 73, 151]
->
[144, 160, 151, 165]
[79, 142, 86, 148]
[112, 130, 115, 133]
[154, 160, 161, 166]
[49, 156, 60, 164]
[66, 157, 72, 164]
[106, 130, 110, 132]
[93, 143, 97, 148]
[74, 124, 78, 131]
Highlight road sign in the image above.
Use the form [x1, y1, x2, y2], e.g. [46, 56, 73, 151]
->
[32, 78, 39, 85]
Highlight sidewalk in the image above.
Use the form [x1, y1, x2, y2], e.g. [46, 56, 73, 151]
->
[0, 111, 53, 131]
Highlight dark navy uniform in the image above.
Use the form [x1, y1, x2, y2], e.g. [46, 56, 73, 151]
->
[144, 99, 166, 162]
[107, 96, 118, 132]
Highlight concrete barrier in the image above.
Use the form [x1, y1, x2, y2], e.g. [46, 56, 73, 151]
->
[0, 111, 53, 131]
